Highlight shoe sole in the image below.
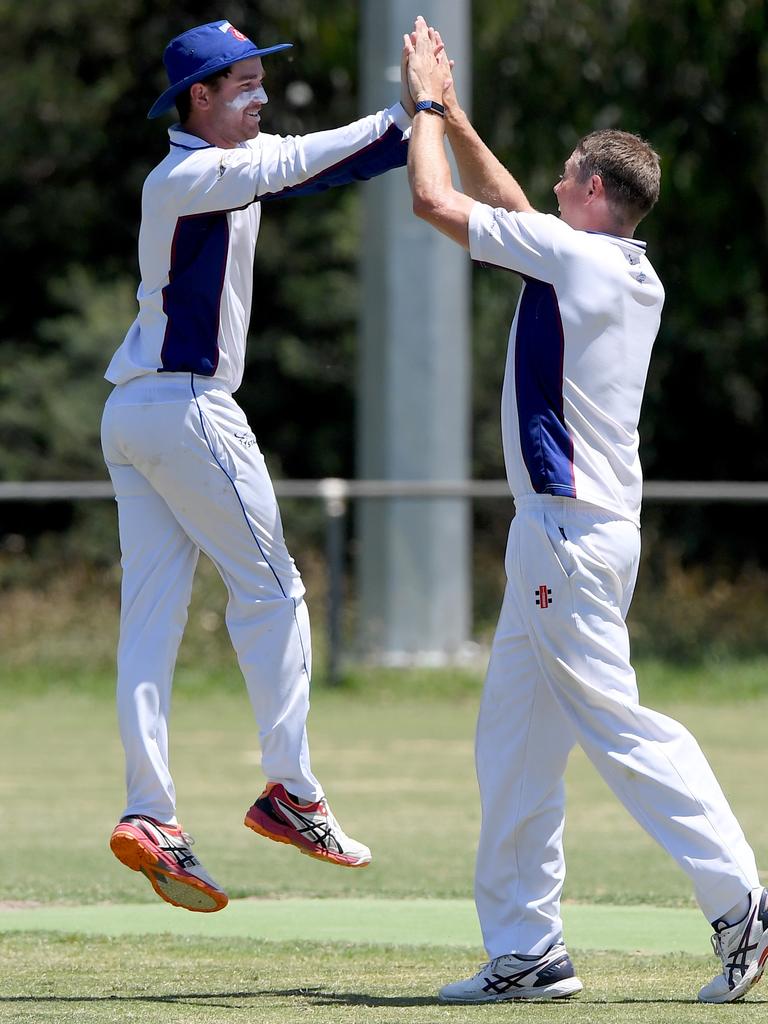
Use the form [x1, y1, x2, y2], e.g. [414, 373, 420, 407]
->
[244, 809, 371, 868]
[438, 977, 584, 1003]
[700, 934, 768, 1003]
[110, 827, 228, 913]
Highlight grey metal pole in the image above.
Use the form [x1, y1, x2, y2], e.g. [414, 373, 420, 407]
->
[357, 0, 472, 664]
[319, 479, 348, 685]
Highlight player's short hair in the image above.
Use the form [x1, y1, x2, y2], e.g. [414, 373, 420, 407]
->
[176, 65, 233, 123]
[573, 129, 661, 222]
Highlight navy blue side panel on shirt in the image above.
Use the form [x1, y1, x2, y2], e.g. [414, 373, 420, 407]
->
[515, 279, 576, 496]
[260, 124, 407, 203]
[160, 213, 229, 375]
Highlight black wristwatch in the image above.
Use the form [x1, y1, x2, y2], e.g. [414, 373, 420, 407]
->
[414, 99, 446, 118]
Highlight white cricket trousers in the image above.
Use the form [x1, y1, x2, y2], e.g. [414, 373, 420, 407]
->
[101, 374, 323, 823]
[475, 495, 759, 957]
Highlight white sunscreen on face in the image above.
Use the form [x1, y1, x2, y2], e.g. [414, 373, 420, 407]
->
[226, 86, 268, 111]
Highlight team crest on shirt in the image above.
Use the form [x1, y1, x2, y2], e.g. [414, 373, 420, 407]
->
[535, 585, 552, 609]
[623, 249, 648, 284]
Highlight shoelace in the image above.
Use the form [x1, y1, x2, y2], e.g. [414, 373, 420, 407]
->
[166, 830, 199, 869]
[473, 958, 506, 977]
[155, 823, 198, 862]
[314, 801, 350, 853]
[474, 949, 556, 976]
[710, 929, 745, 985]
[156, 823, 195, 848]
[319, 800, 342, 833]
[470, 957, 522, 988]
[710, 929, 737, 963]
[133, 817, 195, 849]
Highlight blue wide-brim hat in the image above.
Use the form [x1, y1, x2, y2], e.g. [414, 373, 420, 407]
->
[148, 19, 292, 119]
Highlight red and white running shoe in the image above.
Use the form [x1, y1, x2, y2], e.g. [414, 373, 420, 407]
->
[244, 782, 371, 868]
[110, 815, 228, 912]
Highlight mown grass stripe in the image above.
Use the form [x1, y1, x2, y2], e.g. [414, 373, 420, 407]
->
[0, 898, 711, 953]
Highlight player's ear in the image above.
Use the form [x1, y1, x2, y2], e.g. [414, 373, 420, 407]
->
[587, 174, 603, 201]
[189, 82, 210, 112]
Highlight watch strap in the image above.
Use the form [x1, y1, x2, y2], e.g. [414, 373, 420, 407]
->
[414, 99, 446, 118]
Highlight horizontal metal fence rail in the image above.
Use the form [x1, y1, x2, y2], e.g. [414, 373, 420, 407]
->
[0, 481, 117, 500]
[2, 479, 768, 502]
[3, 479, 768, 681]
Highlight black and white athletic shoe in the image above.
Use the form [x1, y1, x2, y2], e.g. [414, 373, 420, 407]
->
[699, 887, 768, 1003]
[438, 942, 583, 1003]
[244, 782, 371, 867]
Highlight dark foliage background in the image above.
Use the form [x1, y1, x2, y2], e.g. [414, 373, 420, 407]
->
[1, 0, 767, 656]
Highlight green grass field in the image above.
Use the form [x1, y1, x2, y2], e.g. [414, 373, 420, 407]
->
[1, 661, 767, 1022]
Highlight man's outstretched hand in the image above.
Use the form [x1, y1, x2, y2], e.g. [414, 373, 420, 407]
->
[400, 15, 454, 114]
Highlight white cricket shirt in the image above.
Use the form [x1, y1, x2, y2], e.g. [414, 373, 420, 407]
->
[106, 104, 411, 393]
[469, 205, 664, 525]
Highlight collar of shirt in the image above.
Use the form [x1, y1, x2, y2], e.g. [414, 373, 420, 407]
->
[168, 125, 216, 151]
[586, 229, 647, 253]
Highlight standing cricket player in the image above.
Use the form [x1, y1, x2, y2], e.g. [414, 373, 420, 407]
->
[101, 19, 419, 913]
[404, 16, 767, 1004]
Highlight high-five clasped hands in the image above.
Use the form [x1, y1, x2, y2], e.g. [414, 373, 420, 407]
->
[402, 16, 454, 114]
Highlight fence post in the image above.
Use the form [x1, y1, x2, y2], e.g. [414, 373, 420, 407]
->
[319, 478, 349, 685]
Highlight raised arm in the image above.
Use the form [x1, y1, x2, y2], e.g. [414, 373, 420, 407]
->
[256, 105, 410, 202]
[404, 19, 475, 247]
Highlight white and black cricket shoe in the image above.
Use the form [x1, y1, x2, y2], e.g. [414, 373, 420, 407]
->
[244, 782, 371, 867]
[438, 942, 583, 1003]
[699, 887, 768, 1002]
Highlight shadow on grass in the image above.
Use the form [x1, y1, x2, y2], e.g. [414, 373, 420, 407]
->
[260, 988, 436, 1006]
[0, 989, 443, 1009]
[270, 990, 706, 1007]
[0, 989, 436, 1009]
[4, 988, 765, 1008]
[0, 992, 258, 1010]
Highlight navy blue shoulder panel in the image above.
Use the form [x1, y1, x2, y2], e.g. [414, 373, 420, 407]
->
[159, 212, 229, 375]
[259, 124, 407, 203]
[515, 277, 576, 497]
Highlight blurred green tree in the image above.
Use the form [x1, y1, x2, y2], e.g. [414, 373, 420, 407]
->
[0, 0, 766, 515]
[0, 0, 362, 482]
[470, 0, 768, 482]
[469, 0, 768, 572]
